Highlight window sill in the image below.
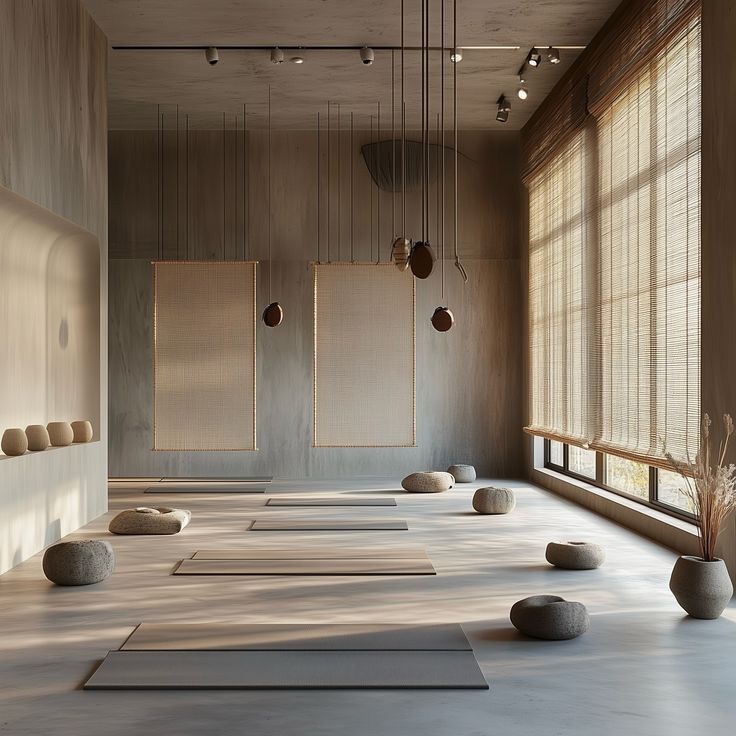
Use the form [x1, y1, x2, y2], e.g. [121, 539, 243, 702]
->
[531, 465, 699, 542]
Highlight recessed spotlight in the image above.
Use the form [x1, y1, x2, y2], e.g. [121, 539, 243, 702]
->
[527, 47, 542, 67]
[496, 95, 510, 123]
[360, 47, 375, 65]
[271, 47, 284, 64]
[450, 47, 463, 63]
[205, 46, 219, 65]
[290, 56, 304, 64]
[546, 47, 561, 64]
[517, 86, 528, 100]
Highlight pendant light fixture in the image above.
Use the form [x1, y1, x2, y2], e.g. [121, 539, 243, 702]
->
[410, 0, 435, 280]
[391, 0, 411, 270]
[432, 0, 454, 332]
[262, 85, 284, 327]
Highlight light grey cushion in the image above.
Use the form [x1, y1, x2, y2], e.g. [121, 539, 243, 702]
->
[401, 472, 455, 493]
[109, 507, 191, 535]
[472, 487, 515, 514]
[510, 595, 589, 640]
[545, 541, 605, 570]
[43, 540, 115, 586]
[447, 464, 476, 483]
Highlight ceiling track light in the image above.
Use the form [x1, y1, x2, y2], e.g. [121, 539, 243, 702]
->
[205, 46, 219, 65]
[517, 86, 528, 100]
[270, 46, 284, 64]
[360, 47, 375, 65]
[450, 47, 462, 63]
[496, 95, 510, 123]
[546, 46, 561, 64]
[527, 47, 542, 67]
[290, 55, 304, 64]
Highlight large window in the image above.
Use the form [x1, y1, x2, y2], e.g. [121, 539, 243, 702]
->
[526, 8, 701, 479]
[545, 439, 695, 518]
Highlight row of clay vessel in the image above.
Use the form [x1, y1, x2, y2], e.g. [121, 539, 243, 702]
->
[1, 421, 94, 456]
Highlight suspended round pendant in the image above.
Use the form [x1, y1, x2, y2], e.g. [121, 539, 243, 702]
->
[391, 237, 411, 271]
[431, 306, 454, 332]
[410, 241, 435, 279]
[262, 301, 284, 327]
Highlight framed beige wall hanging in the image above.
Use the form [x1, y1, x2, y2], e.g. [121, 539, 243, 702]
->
[313, 263, 416, 447]
[153, 261, 257, 451]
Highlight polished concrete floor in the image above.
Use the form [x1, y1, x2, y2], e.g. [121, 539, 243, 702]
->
[1, 477, 735, 735]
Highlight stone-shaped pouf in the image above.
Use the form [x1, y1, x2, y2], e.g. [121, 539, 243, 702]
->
[71, 420, 93, 443]
[545, 541, 605, 570]
[2, 428, 28, 456]
[47, 421, 73, 447]
[25, 424, 50, 451]
[108, 507, 191, 535]
[510, 595, 590, 640]
[447, 464, 476, 483]
[472, 487, 516, 514]
[401, 472, 455, 493]
[42, 540, 115, 586]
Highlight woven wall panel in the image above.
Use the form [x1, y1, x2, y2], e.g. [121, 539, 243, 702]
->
[153, 261, 256, 451]
[314, 263, 415, 447]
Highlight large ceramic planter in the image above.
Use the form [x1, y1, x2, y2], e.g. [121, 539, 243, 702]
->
[669, 555, 733, 619]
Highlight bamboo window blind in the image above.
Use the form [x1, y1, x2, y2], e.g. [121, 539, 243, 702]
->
[525, 1, 701, 468]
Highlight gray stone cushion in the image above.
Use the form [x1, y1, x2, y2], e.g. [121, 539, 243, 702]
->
[447, 464, 476, 483]
[43, 540, 115, 586]
[401, 472, 455, 493]
[545, 541, 605, 570]
[510, 595, 589, 640]
[109, 507, 191, 535]
[472, 487, 515, 514]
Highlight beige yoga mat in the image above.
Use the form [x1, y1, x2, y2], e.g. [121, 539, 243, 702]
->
[173, 558, 435, 576]
[266, 497, 396, 507]
[191, 547, 428, 560]
[249, 519, 408, 531]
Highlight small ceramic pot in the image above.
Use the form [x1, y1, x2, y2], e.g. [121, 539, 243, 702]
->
[47, 421, 74, 447]
[25, 425, 50, 451]
[71, 420, 94, 443]
[2, 428, 28, 456]
[669, 555, 733, 619]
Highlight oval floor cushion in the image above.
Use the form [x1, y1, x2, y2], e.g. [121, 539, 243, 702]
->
[545, 541, 605, 570]
[109, 507, 191, 535]
[472, 487, 515, 514]
[401, 471, 455, 493]
[43, 540, 115, 586]
[447, 464, 476, 483]
[510, 595, 589, 640]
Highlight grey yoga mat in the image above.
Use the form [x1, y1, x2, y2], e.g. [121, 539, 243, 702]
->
[173, 558, 435, 576]
[191, 547, 428, 560]
[84, 650, 488, 690]
[159, 476, 272, 483]
[145, 485, 267, 494]
[249, 519, 408, 531]
[266, 497, 396, 507]
[121, 623, 470, 651]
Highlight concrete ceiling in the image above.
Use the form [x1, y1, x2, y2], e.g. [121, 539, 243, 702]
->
[83, 0, 621, 130]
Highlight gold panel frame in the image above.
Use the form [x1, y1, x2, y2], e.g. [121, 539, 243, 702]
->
[152, 261, 257, 451]
[313, 262, 416, 448]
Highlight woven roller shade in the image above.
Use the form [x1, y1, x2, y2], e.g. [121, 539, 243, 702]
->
[153, 261, 257, 451]
[525, 4, 701, 468]
[313, 263, 415, 447]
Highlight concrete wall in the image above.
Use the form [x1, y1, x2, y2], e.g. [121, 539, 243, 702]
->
[108, 129, 524, 478]
[0, 0, 108, 573]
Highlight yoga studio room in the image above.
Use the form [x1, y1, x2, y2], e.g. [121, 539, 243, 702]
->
[1, 0, 736, 733]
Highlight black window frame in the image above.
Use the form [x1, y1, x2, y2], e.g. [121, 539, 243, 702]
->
[544, 439, 696, 522]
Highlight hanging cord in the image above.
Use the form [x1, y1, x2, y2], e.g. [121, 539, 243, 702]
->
[327, 100, 331, 263]
[441, 0, 445, 300]
[421, 0, 426, 243]
[317, 111, 320, 264]
[370, 113, 374, 262]
[350, 111, 355, 262]
[337, 103, 341, 262]
[223, 111, 226, 259]
[243, 103, 247, 261]
[376, 100, 381, 263]
[392, 49, 396, 239]
[453, 0, 467, 283]
[268, 85, 272, 301]
[185, 113, 190, 259]
[401, 0, 406, 239]
[176, 104, 179, 260]
[157, 104, 162, 261]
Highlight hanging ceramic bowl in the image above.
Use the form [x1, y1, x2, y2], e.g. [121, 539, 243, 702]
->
[391, 237, 412, 271]
[431, 306, 455, 332]
[262, 302, 284, 327]
[410, 241, 435, 279]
